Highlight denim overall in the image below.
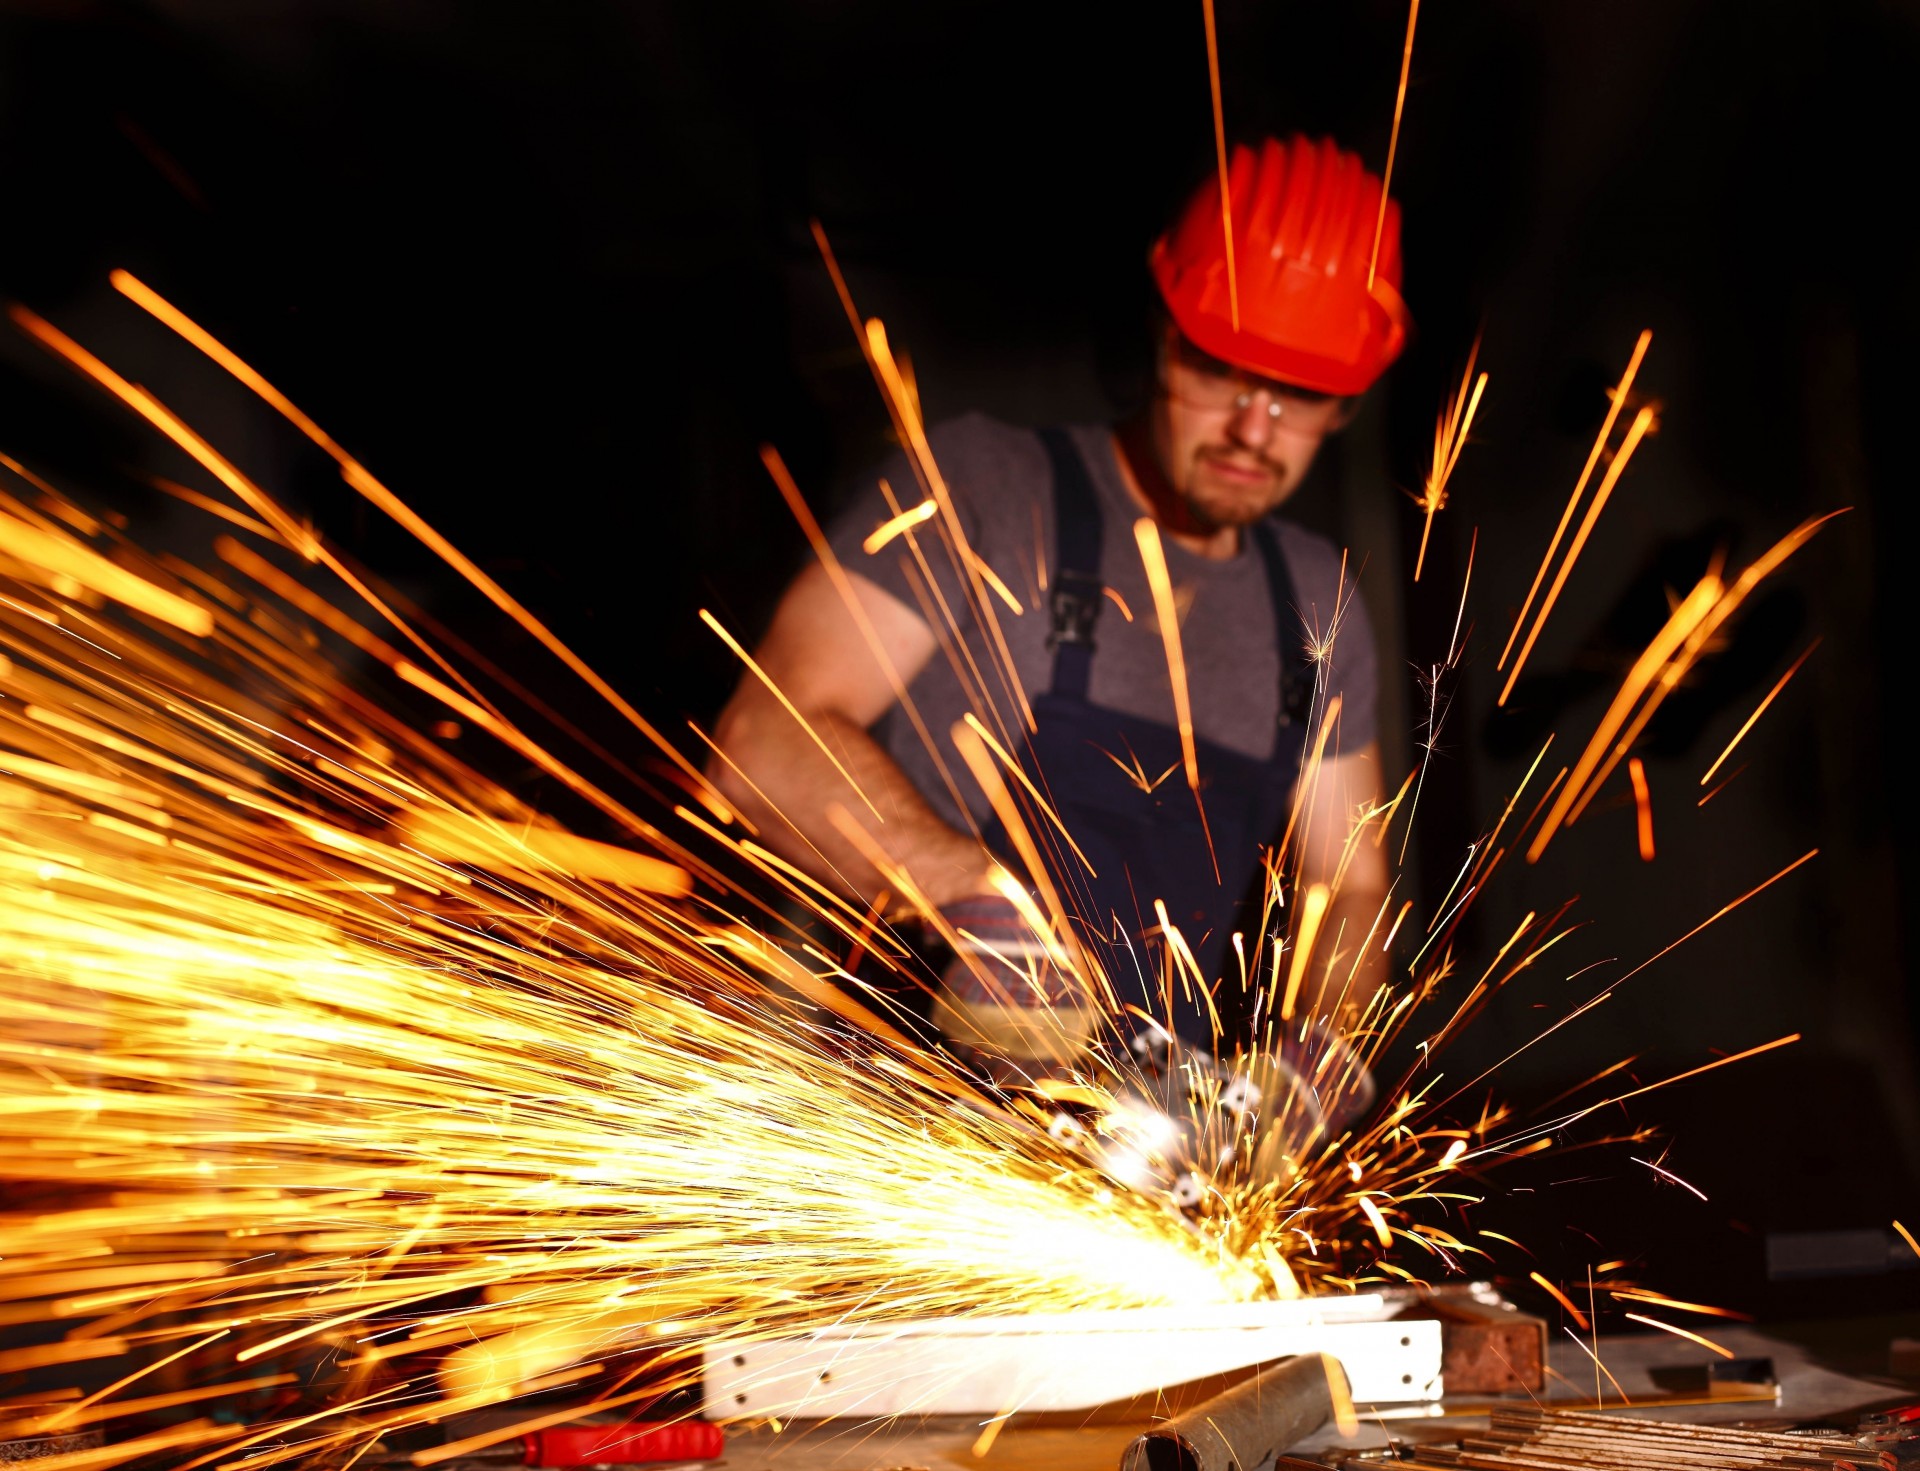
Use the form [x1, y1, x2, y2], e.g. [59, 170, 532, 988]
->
[1000, 428, 1317, 1050]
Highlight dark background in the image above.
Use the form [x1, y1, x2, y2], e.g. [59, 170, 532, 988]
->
[2, 0, 1916, 1340]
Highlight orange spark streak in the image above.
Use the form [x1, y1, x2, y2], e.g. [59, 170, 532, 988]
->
[1560, 1327, 1631, 1405]
[698, 608, 883, 822]
[17, 309, 708, 877]
[1611, 849, 1817, 988]
[1698, 764, 1745, 807]
[1609, 1288, 1752, 1320]
[1622, 1313, 1734, 1358]
[0, 507, 211, 635]
[863, 319, 1034, 738]
[1525, 571, 1718, 862]
[1701, 638, 1820, 786]
[1134, 519, 1197, 791]
[1501, 403, 1658, 709]
[1103, 586, 1134, 621]
[1561, 516, 1843, 830]
[38, 1330, 230, 1430]
[1627, 757, 1654, 862]
[1200, 0, 1238, 331]
[1630, 1153, 1704, 1200]
[1356, 1194, 1393, 1250]
[1381, 898, 1414, 953]
[861, 498, 938, 555]
[106, 273, 726, 813]
[949, 721, 1110, 1010]
[960, 713, 1098, 876]
[808, 219, 865, 343]
[971, 1411, 1013, 1459]
[1527, 1271, 1590, 1330]
[1537, 1034, 1802, 1139]
[1134, 517, 1218, 877]
[1276, 693, 1344, 877]
[1415, 351, 1487, 582]
[760, 447, 976, 835]
[1279, 882, 1331, 1023]
[1895, 1221, 1920, 1260]
[1499, 331, 1651, 672]
[968, 549, 1025, 616]
[1369, 0, 1421, 289]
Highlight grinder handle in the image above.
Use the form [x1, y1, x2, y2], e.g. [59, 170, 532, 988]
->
[524, 1421, 723, 1466]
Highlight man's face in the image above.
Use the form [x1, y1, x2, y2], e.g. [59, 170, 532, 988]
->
[1149, 328, 1352, 532]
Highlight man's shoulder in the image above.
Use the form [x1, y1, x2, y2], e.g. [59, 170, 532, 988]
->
[918, 413, 1060, 519]
[925, 412, 1050, 472]
[1265, 517, 1347, 579]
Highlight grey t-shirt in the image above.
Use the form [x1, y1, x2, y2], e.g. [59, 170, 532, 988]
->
[826, 413, 1378, 836]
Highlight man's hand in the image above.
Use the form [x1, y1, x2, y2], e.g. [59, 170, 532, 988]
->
[930, 886, 1098, 1084]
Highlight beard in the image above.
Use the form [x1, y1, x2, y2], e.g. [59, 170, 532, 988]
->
[1179, 447, 1291, 531]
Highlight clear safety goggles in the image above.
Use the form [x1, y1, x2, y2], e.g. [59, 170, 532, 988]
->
[1158, 330, 1353, 435]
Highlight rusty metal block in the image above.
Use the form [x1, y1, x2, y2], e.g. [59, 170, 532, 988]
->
[1392, 1284, 1547, 1394]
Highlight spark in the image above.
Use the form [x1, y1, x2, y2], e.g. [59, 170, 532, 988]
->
[1528, 1272, 1590, 1330]
[1697, 764, 1746, 807]
[1414, 347, 1487, 581]
[1369, 0, 1422, 290]
[1279, 883, 1332, 1022]
[860, 498, 938, 555]
[1498, 330, 1652, 677]
[1563, 513, 1849, 835]
[107, 273, 727, 817]
[0, 503, 211, 635]
[1526, 570, 1717, 861]
[757, 446, 977, 836]
[1701, 638, 1820, 786]
[1621, 1313, 1735, 1358]
[1609, 849, 1818, 989]
[1134, 517, 1218, 877]
[1559, 1326, 1631, 1405]
[1356, 1195, 1393, 1250]
[1629, 1153, 1705, 1200]
[1627, 757, 1655, 862]
[1200, 0, 1238, 330]
[1502, 403, 1659, 712]
[1895, 1221, 1920, 1260]
[699, 607, 884, 823]
[1608, 1288, 1751, 1320]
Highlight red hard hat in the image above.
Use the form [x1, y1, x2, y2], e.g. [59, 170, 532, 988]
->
[1150, 136, 1411, 397]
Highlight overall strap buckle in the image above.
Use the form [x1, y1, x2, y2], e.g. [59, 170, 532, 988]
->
[1047, 571, 1104, 651]
[1278, 659, 1318, 727]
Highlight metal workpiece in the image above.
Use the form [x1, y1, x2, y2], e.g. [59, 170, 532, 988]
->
[1119, 1354, 1342, 1471]
[703, 1297, 1443, 1419]
[1395, 1406, 1899, 1471]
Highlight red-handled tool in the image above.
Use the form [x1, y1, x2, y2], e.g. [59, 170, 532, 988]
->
[462, 1421, 723, 1466]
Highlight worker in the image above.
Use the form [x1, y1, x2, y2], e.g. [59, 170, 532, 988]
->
[711, 136, 1408, 1128]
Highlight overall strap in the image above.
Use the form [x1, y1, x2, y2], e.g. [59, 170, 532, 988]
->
[1249, 520, 1318, 729]
[1037, 426, 1105, 701]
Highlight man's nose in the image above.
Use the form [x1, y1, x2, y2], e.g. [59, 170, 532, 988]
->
[1225, 392, 1279, 449]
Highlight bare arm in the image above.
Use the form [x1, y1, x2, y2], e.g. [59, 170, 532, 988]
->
[707, 563, 991, 909]
[1294, 741, 1393, 1025]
